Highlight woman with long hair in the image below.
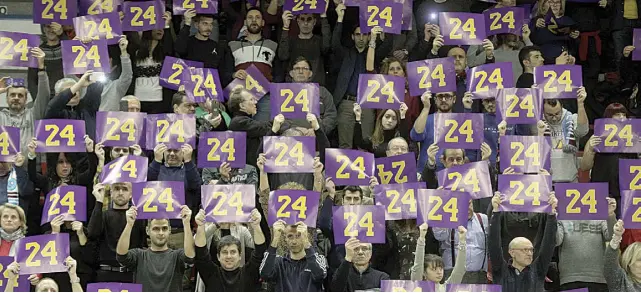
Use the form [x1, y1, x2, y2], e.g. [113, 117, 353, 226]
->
[353, 105, 409, 158]
[530, 0, 579, 63]
[604, 220, 641, 291]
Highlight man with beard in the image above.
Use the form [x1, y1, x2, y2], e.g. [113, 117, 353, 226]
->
[331, 238, 389, 291]
[1, 48, 49, 158]
[516, 46, 545, 88]
[285, 56, 337, 134]
[278, 9, 331, 86]
[117, 205, 195, 292]
[149, 143, 201, 249]
[488, 192, 558, 291]
[410, 91, 453, 170]
[468, 27, 534, 81]
[172, 90, 226, 134]
[260, 220, 327, 292]
[176, 10, 220, 68]
[192, 208, 266, 291]
[87, 183, 146, 282]
[28, 22, 65, 97]
[332, 3, 392, 148]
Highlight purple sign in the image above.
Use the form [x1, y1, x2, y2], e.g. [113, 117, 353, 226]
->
[98, 155, 148, 184]
[468, 62, 514, 99]
[417, 189, 471, 229]
[562, 289, 589, 293]
[332, 205, 385, 244]
[0, 32, 41, 68]
[440, 12, 487, 45]
[496, 88, 542, 124]
[357, 74, 405, 110]
[594, 118, 641, 153]
[396, 0, 412, 31]
[96, 111, 146, 147]
[633, 29, 641, 61]
[437, 161, 492, 199]
[382, 280, 436, 292]
[283, 0, 327, 15]
[359, 0, 403, 34]
[263, 136, 315, 173]
[407, 57, 457, 97]
[374, 153, 417, 185]
[270, 83, 320, 119]
[0, 126, 19, 163]
[434, 113, 484, 149]
[555, 182, 608, 220]
[621, 190, 641, 229]
[122, 0, 164, 31]
[79, 0, 120, 15]
[498, 174, 552, 213]
[0, 257, 29, 292]
[159, 56, 204, 91]
[202, 184, 255, 223]
[619, 159, 641, 191]
[73, 12, 123, 45]
[223, 65, 270, 101]
[87, 283, 143, 292]
[173, 0, 217, 15]
[484, 7, 524, 36]
[185, 68, 224, 103]
[15, 234, 70, 275]
[534, 65, 583, 100]
[447, 284, 503, 292]
[132, 181, 185, 219]
[325, 148, 375, 186]
[145, 114, 196, 149]
[268, 189, 320, 227]
[373, 182, 425, 220]
[61, 39, 111, 74]
[33, 0, 78, 25]
[35, 119, 87, 153]
[41, 185, 87, 225]
[499, 135, 552, 173]
[197, 131, 246, 168]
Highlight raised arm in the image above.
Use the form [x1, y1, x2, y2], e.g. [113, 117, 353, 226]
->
[410, 223, 429, 281]
[579, 135, 599, 171]
[100, 37, 133, 111]
[116, 207, 137, 256]
[533, 196, 559, 279]
[444, 227, 467, 285]
[31, 48, 50, 121]
[488, 193, 506, 277]
[604, 220, 627, 290]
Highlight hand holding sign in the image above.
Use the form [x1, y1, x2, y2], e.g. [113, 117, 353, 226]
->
[359, 0, 403, 34]
[15, 234, 70, 275]
[534, 65, 583, 99]
[61, 39, 110, 74]
[0, 32, 42, 68]
[440, 12, 487, 45]
[0, 126, 20, 162]
[33, 0, 78, 25]
[593, 118, 641, 153]
[35, 120, 86, 153]
[621, 190, 641, 229]
[407, 58, 457, 96]
[555, 183, 608, 220]
[333, 205, 385, 244]
[122, 0, 164, 31]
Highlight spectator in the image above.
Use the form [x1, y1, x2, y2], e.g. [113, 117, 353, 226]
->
[171, 91, 226, 135]
[0, 204, 26, 256]
[608, 0, 641, 71]
[202, 161, 258, 187]
[421, 144, 493, 190]
[516, 46, 545, 88]
[353, 103, 409, 158]
[176, 11, 220, 69]
[99, 36, 132, 112]
[2, 155, 34, 220]
[44, 215, 93, 291]
[331, 238, 389, 291]
[411, 91, 458, 171]
[116, 206, 195, 292]
[5, 257, 83, 292]
[414, 0, 472, 42]
[28, 22, 65, 98]
[605, 220, 641, 292]
[468, 26, 534, 81]
[120, 95, 141, 112]
[565, 0, 608, 81]
[530, 0, 580, 64]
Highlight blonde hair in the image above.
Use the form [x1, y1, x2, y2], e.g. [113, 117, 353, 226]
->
[537, 0, 565, 17]
[0, 203, 27, 233]
[277, 182, 306, 191]
[621, 242, 641, 277]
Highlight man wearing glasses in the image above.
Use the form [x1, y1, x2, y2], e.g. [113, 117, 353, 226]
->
[411, 91, 457, 171]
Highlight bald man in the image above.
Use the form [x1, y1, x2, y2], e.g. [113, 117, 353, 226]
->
[120, 95, 141, 112]
[488, 191, 558, 291]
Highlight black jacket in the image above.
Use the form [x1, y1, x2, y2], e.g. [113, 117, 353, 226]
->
[608, 0, 641, 31]
[259, 246, 327, 292]
[228, 112, 274, 168]
[331, 260, 389, 292]
[44, 83, 103, 141]
[195, 242, 267, 291]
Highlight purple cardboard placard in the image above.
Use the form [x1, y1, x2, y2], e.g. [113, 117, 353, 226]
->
[440, 12, 487, 45]
[132, 181, 185, 219]
[159, 56, 204, 91]
[268, 189, 320, 227]
[185, 68, 224, 103]
[437, 161, 492, 199]
[96, 111, 146, 147]
[325, 148, 375, 186]
[0, 32, 41, 68]
[498, 174, 552, 213]
[202, 184, 255, 223]
[555, 182, 609, 220]
[263, 136, 315, 173]
[374, 153, 418, 185]
[332, 205, 385, 244]
[396, 0, 413, 31]
[15, 234, 70, 275]
[359, 0, 403, 34]
[33, 0, 78, 25]
[87, 282, 143, 292]
[270, 83, 320, 119]
[0, 126, 20, 162]
[499, 135, 552, 173]
[496, 88, 542, 124]
[283, 0, 327, 15]
[145, 114, 196, 149]
[121, 0, 164, 31]
[173, 0, 218, 15]
[0, 256, 29, 292]
[98, 155, 148, 184]
[407, 57, 457, 96]
[484, 7, 525, 36]
[35, 119, 87, 153]
[61, 39, 111, 74]
[79, 0, 121, 15]
[417, 189, 471, 229]
[467, 62, 514, 99]
[73, 12, 123, 45]
[382, 280, 436, 292]
[434, 113, 484, 149]
[223, 64, 270, 101]
[41, 185, 87, 225]
[633, 29, 641, 61]
[621, 190, 641, 229]
[534, 65, 583, 99]
[373, 182, 425, 220]
[447, 284, 502, 292]
[619, 159, 641, 191]
[197, 131, 247, 168]
[357, 74, 405, 110]
[594, 118, 641, 153]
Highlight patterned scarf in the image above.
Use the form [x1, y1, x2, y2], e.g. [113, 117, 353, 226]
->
[7, 168, 18, 206]
[0, 227, 24, 257]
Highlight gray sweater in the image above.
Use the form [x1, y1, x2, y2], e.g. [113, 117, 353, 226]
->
[99, 54, 133, 111]
[604, 244, 641, 292]
[555, 220, 610, 285]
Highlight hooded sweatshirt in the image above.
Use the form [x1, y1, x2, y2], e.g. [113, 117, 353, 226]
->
[225, 36, 278, 83]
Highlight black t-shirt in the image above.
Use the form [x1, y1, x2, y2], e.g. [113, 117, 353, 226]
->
[516, 73, 534, 88]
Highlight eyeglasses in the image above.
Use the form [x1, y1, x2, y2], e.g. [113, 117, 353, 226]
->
[292, 67, 310, 72]
[435, 95, 454, 101]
